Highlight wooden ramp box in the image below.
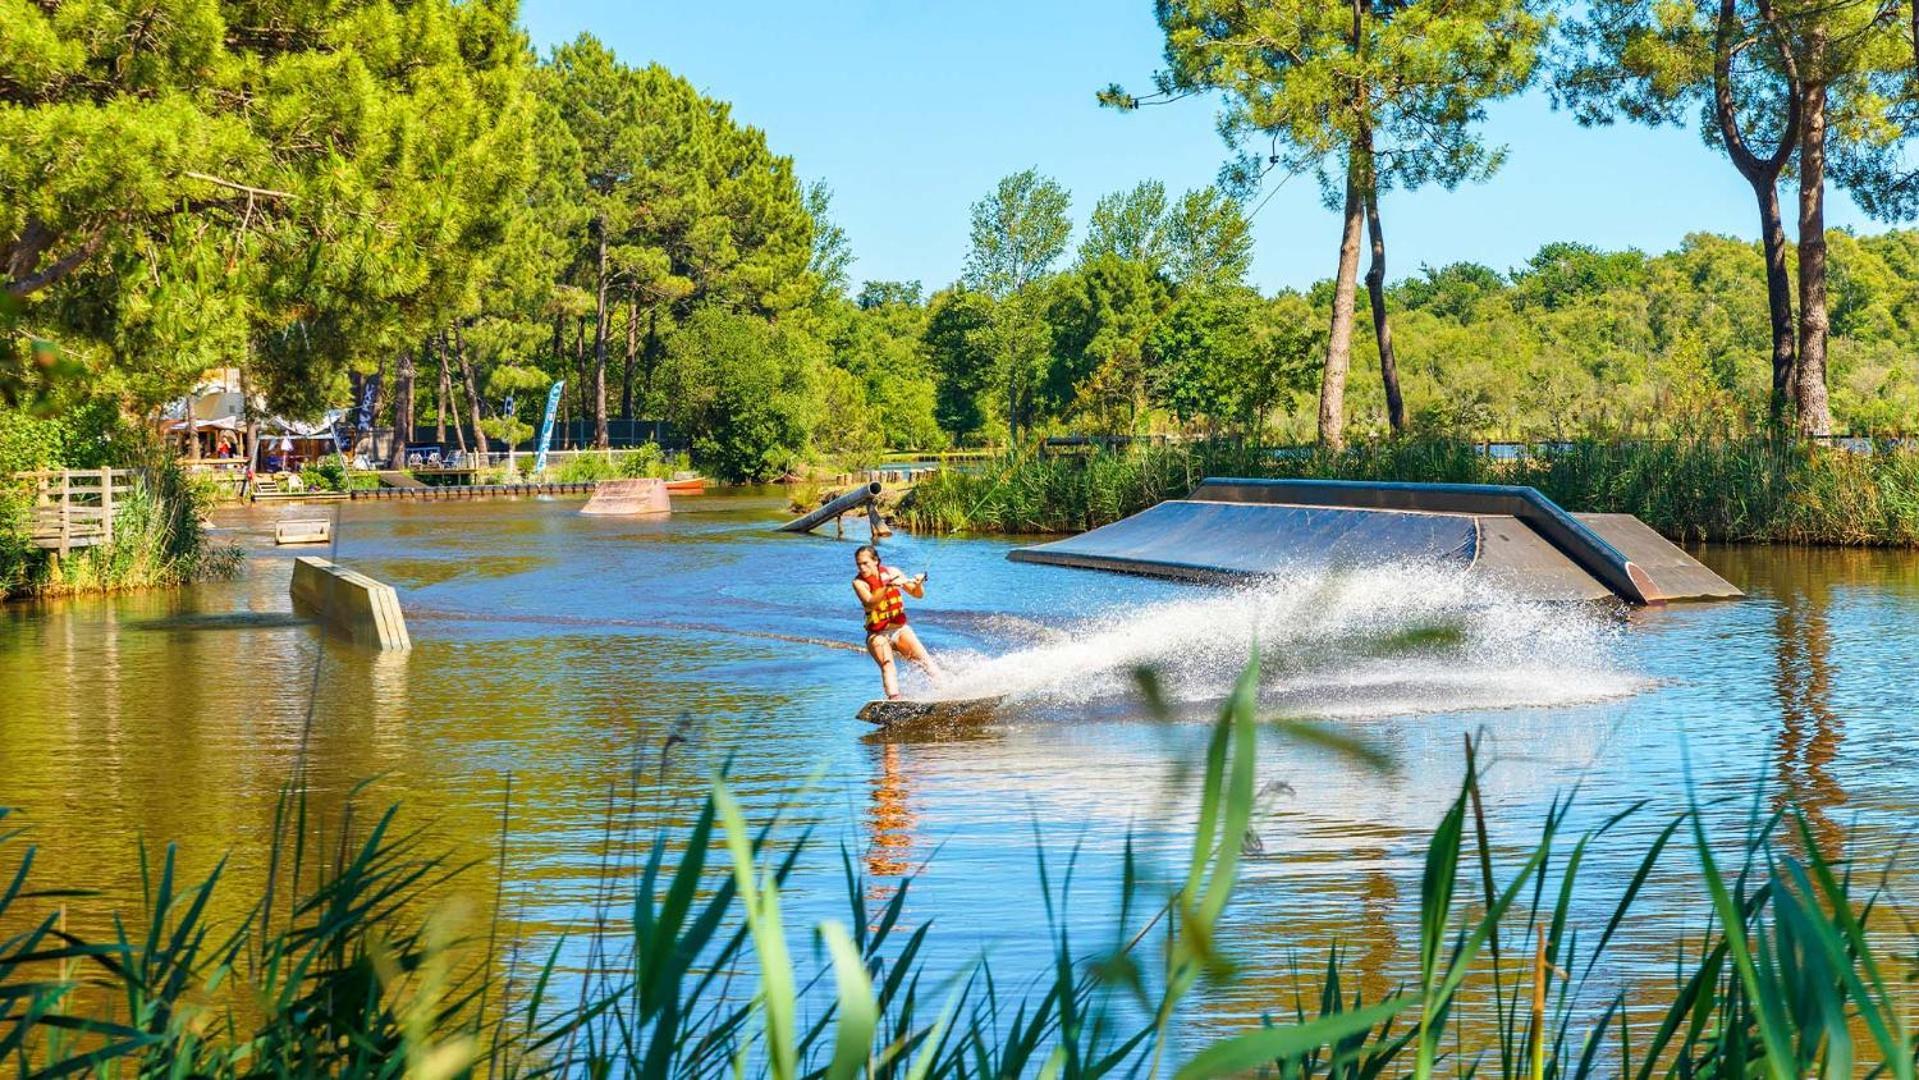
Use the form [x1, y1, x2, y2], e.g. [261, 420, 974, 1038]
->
[580, 477, 671, 516]
[290, 556, 411, 650]
[274, 519, 332, 545]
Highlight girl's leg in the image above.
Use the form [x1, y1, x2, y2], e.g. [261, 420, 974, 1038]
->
[867, 633, 901, 699]
[892, 627, 944, 683]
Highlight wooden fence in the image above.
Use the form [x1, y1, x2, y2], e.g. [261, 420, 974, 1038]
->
[17, 468, 139, 556]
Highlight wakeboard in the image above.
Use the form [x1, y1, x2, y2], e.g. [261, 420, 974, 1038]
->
[857, 696, 1004, 728]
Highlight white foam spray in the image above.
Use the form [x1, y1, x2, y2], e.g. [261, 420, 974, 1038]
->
[925, 563, 1645, 719]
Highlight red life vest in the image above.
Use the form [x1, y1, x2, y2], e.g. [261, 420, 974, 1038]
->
[858, 570, 907, 632]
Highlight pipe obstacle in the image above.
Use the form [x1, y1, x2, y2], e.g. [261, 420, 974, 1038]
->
[779, 481, 884, 534]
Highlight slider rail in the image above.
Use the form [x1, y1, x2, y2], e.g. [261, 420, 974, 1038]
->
[1189, 477, 1662, 604]
[779, 480, 884, 534]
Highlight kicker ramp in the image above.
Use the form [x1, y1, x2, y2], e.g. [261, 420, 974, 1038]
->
[1007, 478, 1741, 604]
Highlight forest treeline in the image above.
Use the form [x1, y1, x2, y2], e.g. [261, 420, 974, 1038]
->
[2, 0, 1917, 483]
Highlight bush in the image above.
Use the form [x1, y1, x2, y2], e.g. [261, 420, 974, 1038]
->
[898, 435, 1919, 544]
[552, 453, 621, 482]
[658, 309, 823, 483]
[300, 460, 347, 492]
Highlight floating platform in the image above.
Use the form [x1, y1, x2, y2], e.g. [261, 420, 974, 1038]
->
[274, 519, 332, 545]
[1007, 478, 1741, 604]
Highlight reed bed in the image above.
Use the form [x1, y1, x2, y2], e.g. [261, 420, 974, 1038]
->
[896, 437, 1919, 545]
[3, 662, 1912, 1076]
[6, 462, 240, 600]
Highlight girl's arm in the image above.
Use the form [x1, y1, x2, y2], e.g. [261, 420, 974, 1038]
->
[899, 573, 926, 598]
[853, 578, 879, 609]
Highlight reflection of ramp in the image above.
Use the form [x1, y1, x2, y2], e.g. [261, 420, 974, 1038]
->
[1009, 477, 1741, 604]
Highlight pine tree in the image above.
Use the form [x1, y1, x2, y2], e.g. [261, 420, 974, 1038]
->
[1109, 0, 1548, 445]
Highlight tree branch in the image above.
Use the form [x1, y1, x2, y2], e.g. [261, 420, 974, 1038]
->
[3, 230, 105, 297]
[183, 171, 295, 200]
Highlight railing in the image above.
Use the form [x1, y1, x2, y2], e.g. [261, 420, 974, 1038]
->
[17, 468, 138, 556]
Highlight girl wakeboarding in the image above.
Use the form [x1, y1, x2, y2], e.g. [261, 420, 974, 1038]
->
[852, 544, 944, 700]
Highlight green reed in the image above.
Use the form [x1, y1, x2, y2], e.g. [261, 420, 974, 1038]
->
[2, 664, 1913, 1076]
[11, 461, 241, 600]
[896, 436, 1919, 545]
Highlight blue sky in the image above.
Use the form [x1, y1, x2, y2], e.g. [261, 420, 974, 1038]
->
[521, 1, 1885, 295]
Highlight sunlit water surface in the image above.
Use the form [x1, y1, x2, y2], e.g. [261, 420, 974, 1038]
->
[2, 490, 1915, 1043]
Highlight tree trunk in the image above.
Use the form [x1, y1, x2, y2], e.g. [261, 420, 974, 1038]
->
[389, 349, 415, 469]
[454, 323, 488, 460]
[622, 291, 639, 423]
[1320, 155, 1366, 449]
[438, 334, 467, 454]
[1795, 70, 1834, 438]
[593, 226, 611, 449]
[239, 365, 260, 492]
[643, 309, 663, 410]
[1757, 183, 1799, 425]
[345, 370, 361, 461]
[375, 360, 389, 463]
[572, 316, 587, 450]
[434, 336, 448, 444]
[1719, 0, 1801, 427]
[1363, 178, 1405, 434]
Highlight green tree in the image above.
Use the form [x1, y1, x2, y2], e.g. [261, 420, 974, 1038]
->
[923, 287, 997, 442]
[858, 280, 925, 310]
[2, 0, 534, 424]
[805, 181, 854, 298]
[962, 170, 1073, 442]
[1146, 286, 1316, 434]
[818, 293, 943, 450]
[539, 38, 818, 447]
[1771, 0, 1912, 437]
[1112, 0, 1548, 445]
[1167, 187, 1254, 289]
[657, 309, 822, 482]
[1556, 0, 1806, 426]
[1079, 181, 1173, 271]
[1045, 255, 1173, 430]
[963, 169, 1073, 298]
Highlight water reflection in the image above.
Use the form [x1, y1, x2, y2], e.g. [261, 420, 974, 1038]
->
[1764, 552, 1849, 857]
[864, 742, 918, 896]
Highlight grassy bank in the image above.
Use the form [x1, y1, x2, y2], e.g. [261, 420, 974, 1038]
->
[3, 666, 1913, 1075]
[2, 462, 241, 600]
[897, 437, 1919, 544]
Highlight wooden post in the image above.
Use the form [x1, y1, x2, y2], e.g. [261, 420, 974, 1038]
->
[58, 470, 70, 557]
[100, 468, 114, 547]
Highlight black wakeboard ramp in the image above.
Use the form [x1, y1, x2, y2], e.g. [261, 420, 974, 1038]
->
[1008, 478, 1741, 604]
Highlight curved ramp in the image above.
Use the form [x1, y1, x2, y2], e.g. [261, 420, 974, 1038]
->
[1009, 501, 1478, 580]
[1007, 478, 1741, 604]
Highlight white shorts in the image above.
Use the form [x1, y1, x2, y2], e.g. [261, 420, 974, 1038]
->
[869, 624, 909, 645]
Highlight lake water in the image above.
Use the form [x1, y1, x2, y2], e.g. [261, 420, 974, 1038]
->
[2, 489, 1915, 1043]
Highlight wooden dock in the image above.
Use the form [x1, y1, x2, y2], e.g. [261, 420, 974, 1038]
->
[19, 468, 137, 556]
[250, 473, 348, 502]
[349, 481, 599, 501]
